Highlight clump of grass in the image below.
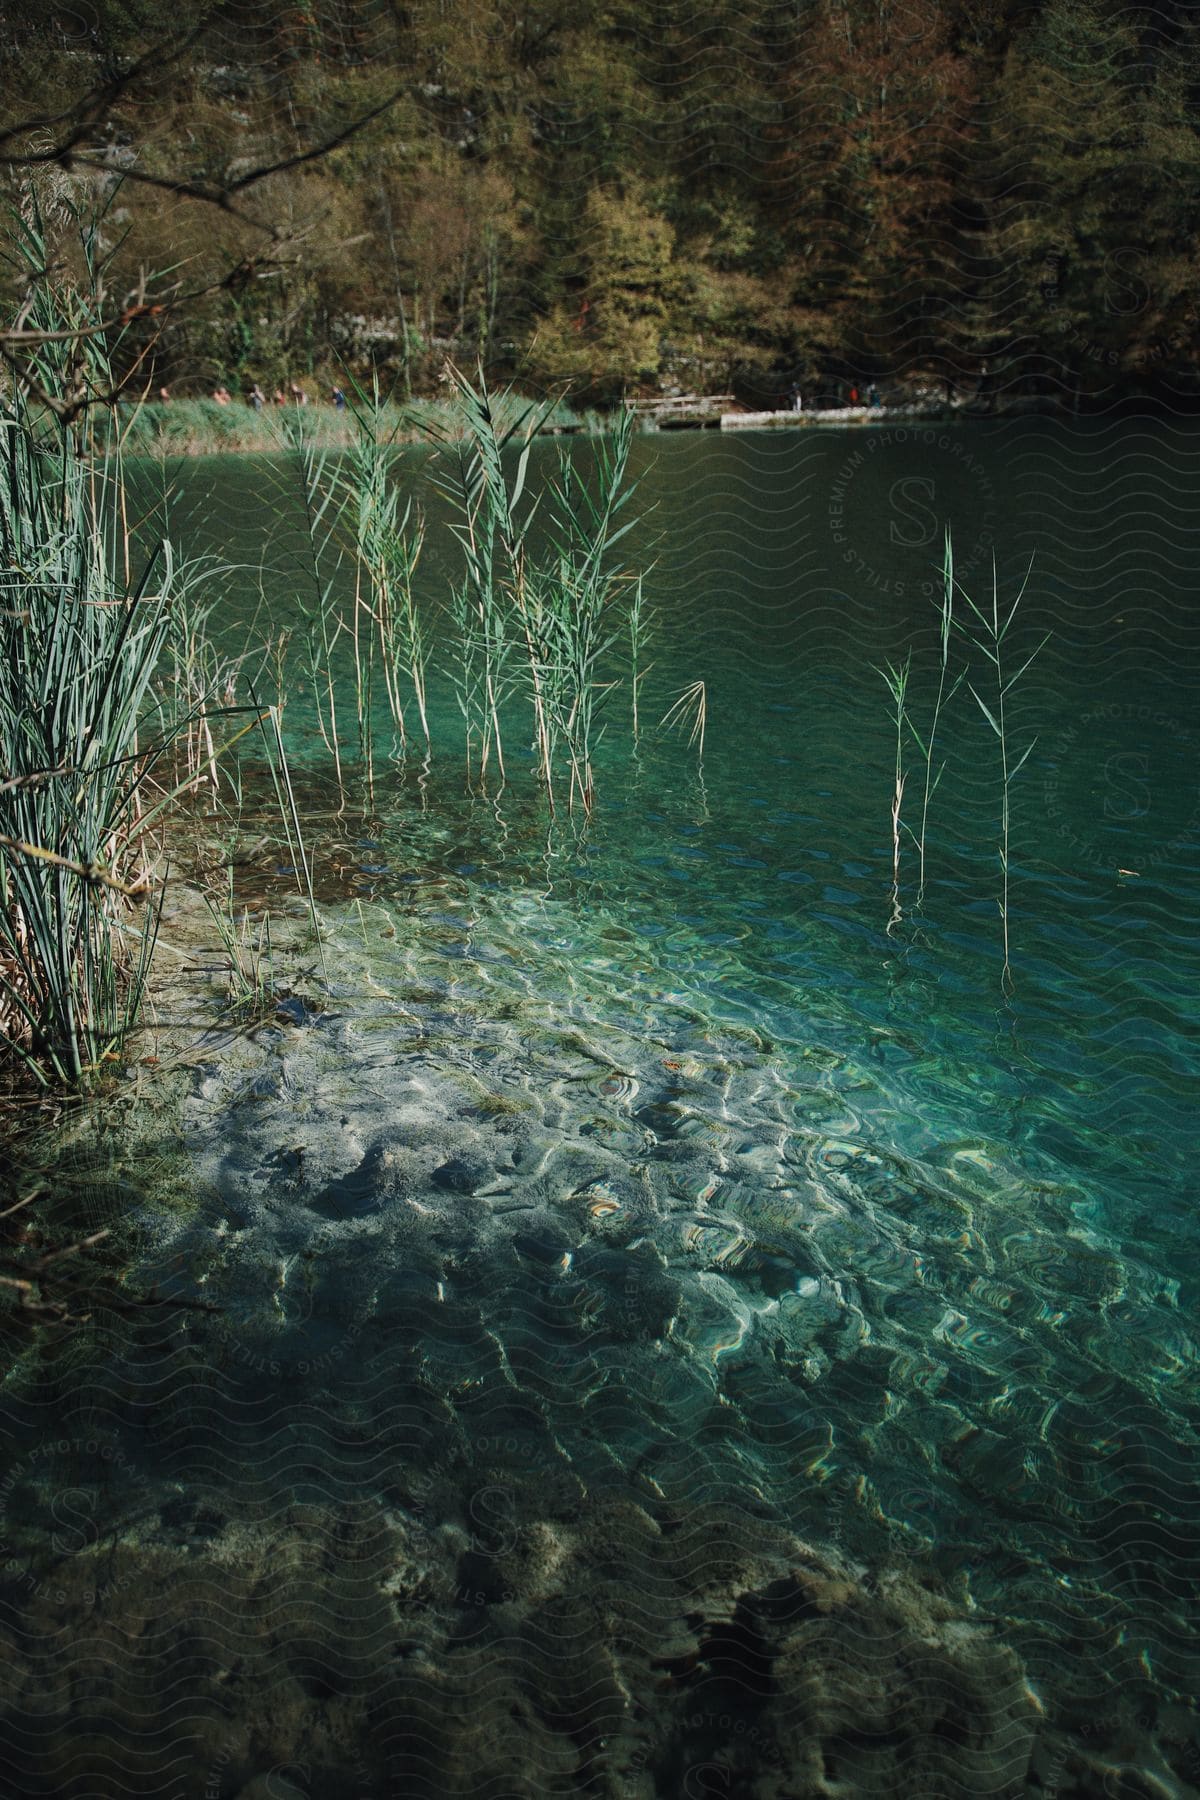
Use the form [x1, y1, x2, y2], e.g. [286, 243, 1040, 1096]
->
[202, 868, 275, 1018]
[185, 366, 657, 814]
[0, 191, 174, 1082]
[541, 405, 639, 811]
[338, 379, 430, 775]
[0, 430, 171, 1082]
[435, 369, 554, 789]
[436, 366, 646, 813]
[0, 187, 320, 1085]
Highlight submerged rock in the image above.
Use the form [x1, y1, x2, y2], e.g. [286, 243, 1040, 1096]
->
[0, 1496, 1042, 1800]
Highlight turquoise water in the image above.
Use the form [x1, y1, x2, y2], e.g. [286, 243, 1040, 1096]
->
[1, 420, 1197, 1797]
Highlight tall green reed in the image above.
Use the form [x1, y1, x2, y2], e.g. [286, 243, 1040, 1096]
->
[875, 652, 912, 931]
[541, 406, 638, 811]
[961, 555, 1047, 991]
[0, 192, 178, 1082]
[628, 575, 651, 743]
[916, 530, 963, 902]
[0, 397, 176, 1083]
[0, 186, 320, 1084]
[337, 382, 429, 773]
[434, 369, 554, 789]
[278, 410, 346, 789]
[436, 368, 644, 813]
[869, 533, 1046, 979]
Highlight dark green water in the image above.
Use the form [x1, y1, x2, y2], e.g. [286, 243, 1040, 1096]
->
[1, 419, 1197, 1798]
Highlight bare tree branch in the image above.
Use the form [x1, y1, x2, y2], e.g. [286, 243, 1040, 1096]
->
[56, 83, 406, 229]
[0, 22, 404, 408]
[224, 83, 408, 195]
[0, 22, 212, 162]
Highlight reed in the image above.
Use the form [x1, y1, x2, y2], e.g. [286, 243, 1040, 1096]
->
[0, 401, 174, 1083]
[961, 555, 1047, 990]
[434, 370, 555, 790]
[0, 189, 319, 1084]
[540, 404, 638, 811]
[916, 530, 963, 902]
[159, 588, 259, 793]
[628, 575, 651, 743]
[277, 411, 346, 789]
[438, 369, 642, 813]
[876, 653, 912, 930]
[0, 194, 169, 1080]
[660, 680, 707, 762]
[202, 866, 275, 1018]
[338, 381, 430, 769]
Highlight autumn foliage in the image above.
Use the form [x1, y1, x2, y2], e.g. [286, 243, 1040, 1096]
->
[2, 0, 1197, 405]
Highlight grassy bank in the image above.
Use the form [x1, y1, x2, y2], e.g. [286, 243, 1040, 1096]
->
[116, 393, 607, 458]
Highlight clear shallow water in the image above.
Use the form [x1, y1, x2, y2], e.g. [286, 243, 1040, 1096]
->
[1, 421, 1198, 1798]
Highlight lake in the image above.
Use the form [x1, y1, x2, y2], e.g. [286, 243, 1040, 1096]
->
[1, 417, 1197, 1799]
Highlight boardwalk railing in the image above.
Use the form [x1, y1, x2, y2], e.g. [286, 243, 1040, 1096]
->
[624, 394, 735, 427]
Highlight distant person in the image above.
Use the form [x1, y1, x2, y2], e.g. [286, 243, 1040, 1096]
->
[157, 385, 170, 403]
[290, 383, 309, 406]
[868, 384, 880, 408]
[273, 388, 287, 406]
[849, 385, 859, 406]
[331, 387, 347, 411]
[211, 384, 231, 405]
[249, 384, 266, 410]
[791, 385, 803, 413]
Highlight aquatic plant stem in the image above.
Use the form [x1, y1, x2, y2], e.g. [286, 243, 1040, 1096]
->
[962, 555, 1047, 992]
[660, 680, 706, 764]
[876, 653, 912, 931]
[917, 530, 962, 904]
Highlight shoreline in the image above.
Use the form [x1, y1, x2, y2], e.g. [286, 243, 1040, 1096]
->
[114, 395, 597, 458]
[116, 391, 1090, 459]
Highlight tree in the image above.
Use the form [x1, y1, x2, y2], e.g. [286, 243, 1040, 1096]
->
[972, 0, 1172, 397]
[0, 8, 405, 412]
[765, 0, 977, 376]
[532, 183, 675, 399]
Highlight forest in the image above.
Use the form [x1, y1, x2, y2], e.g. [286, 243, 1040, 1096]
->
[3, 0, 1200, 408]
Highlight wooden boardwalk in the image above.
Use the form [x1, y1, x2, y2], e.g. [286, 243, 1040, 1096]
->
[624, 394, 735, 429]
[624, 395, 952, 432]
